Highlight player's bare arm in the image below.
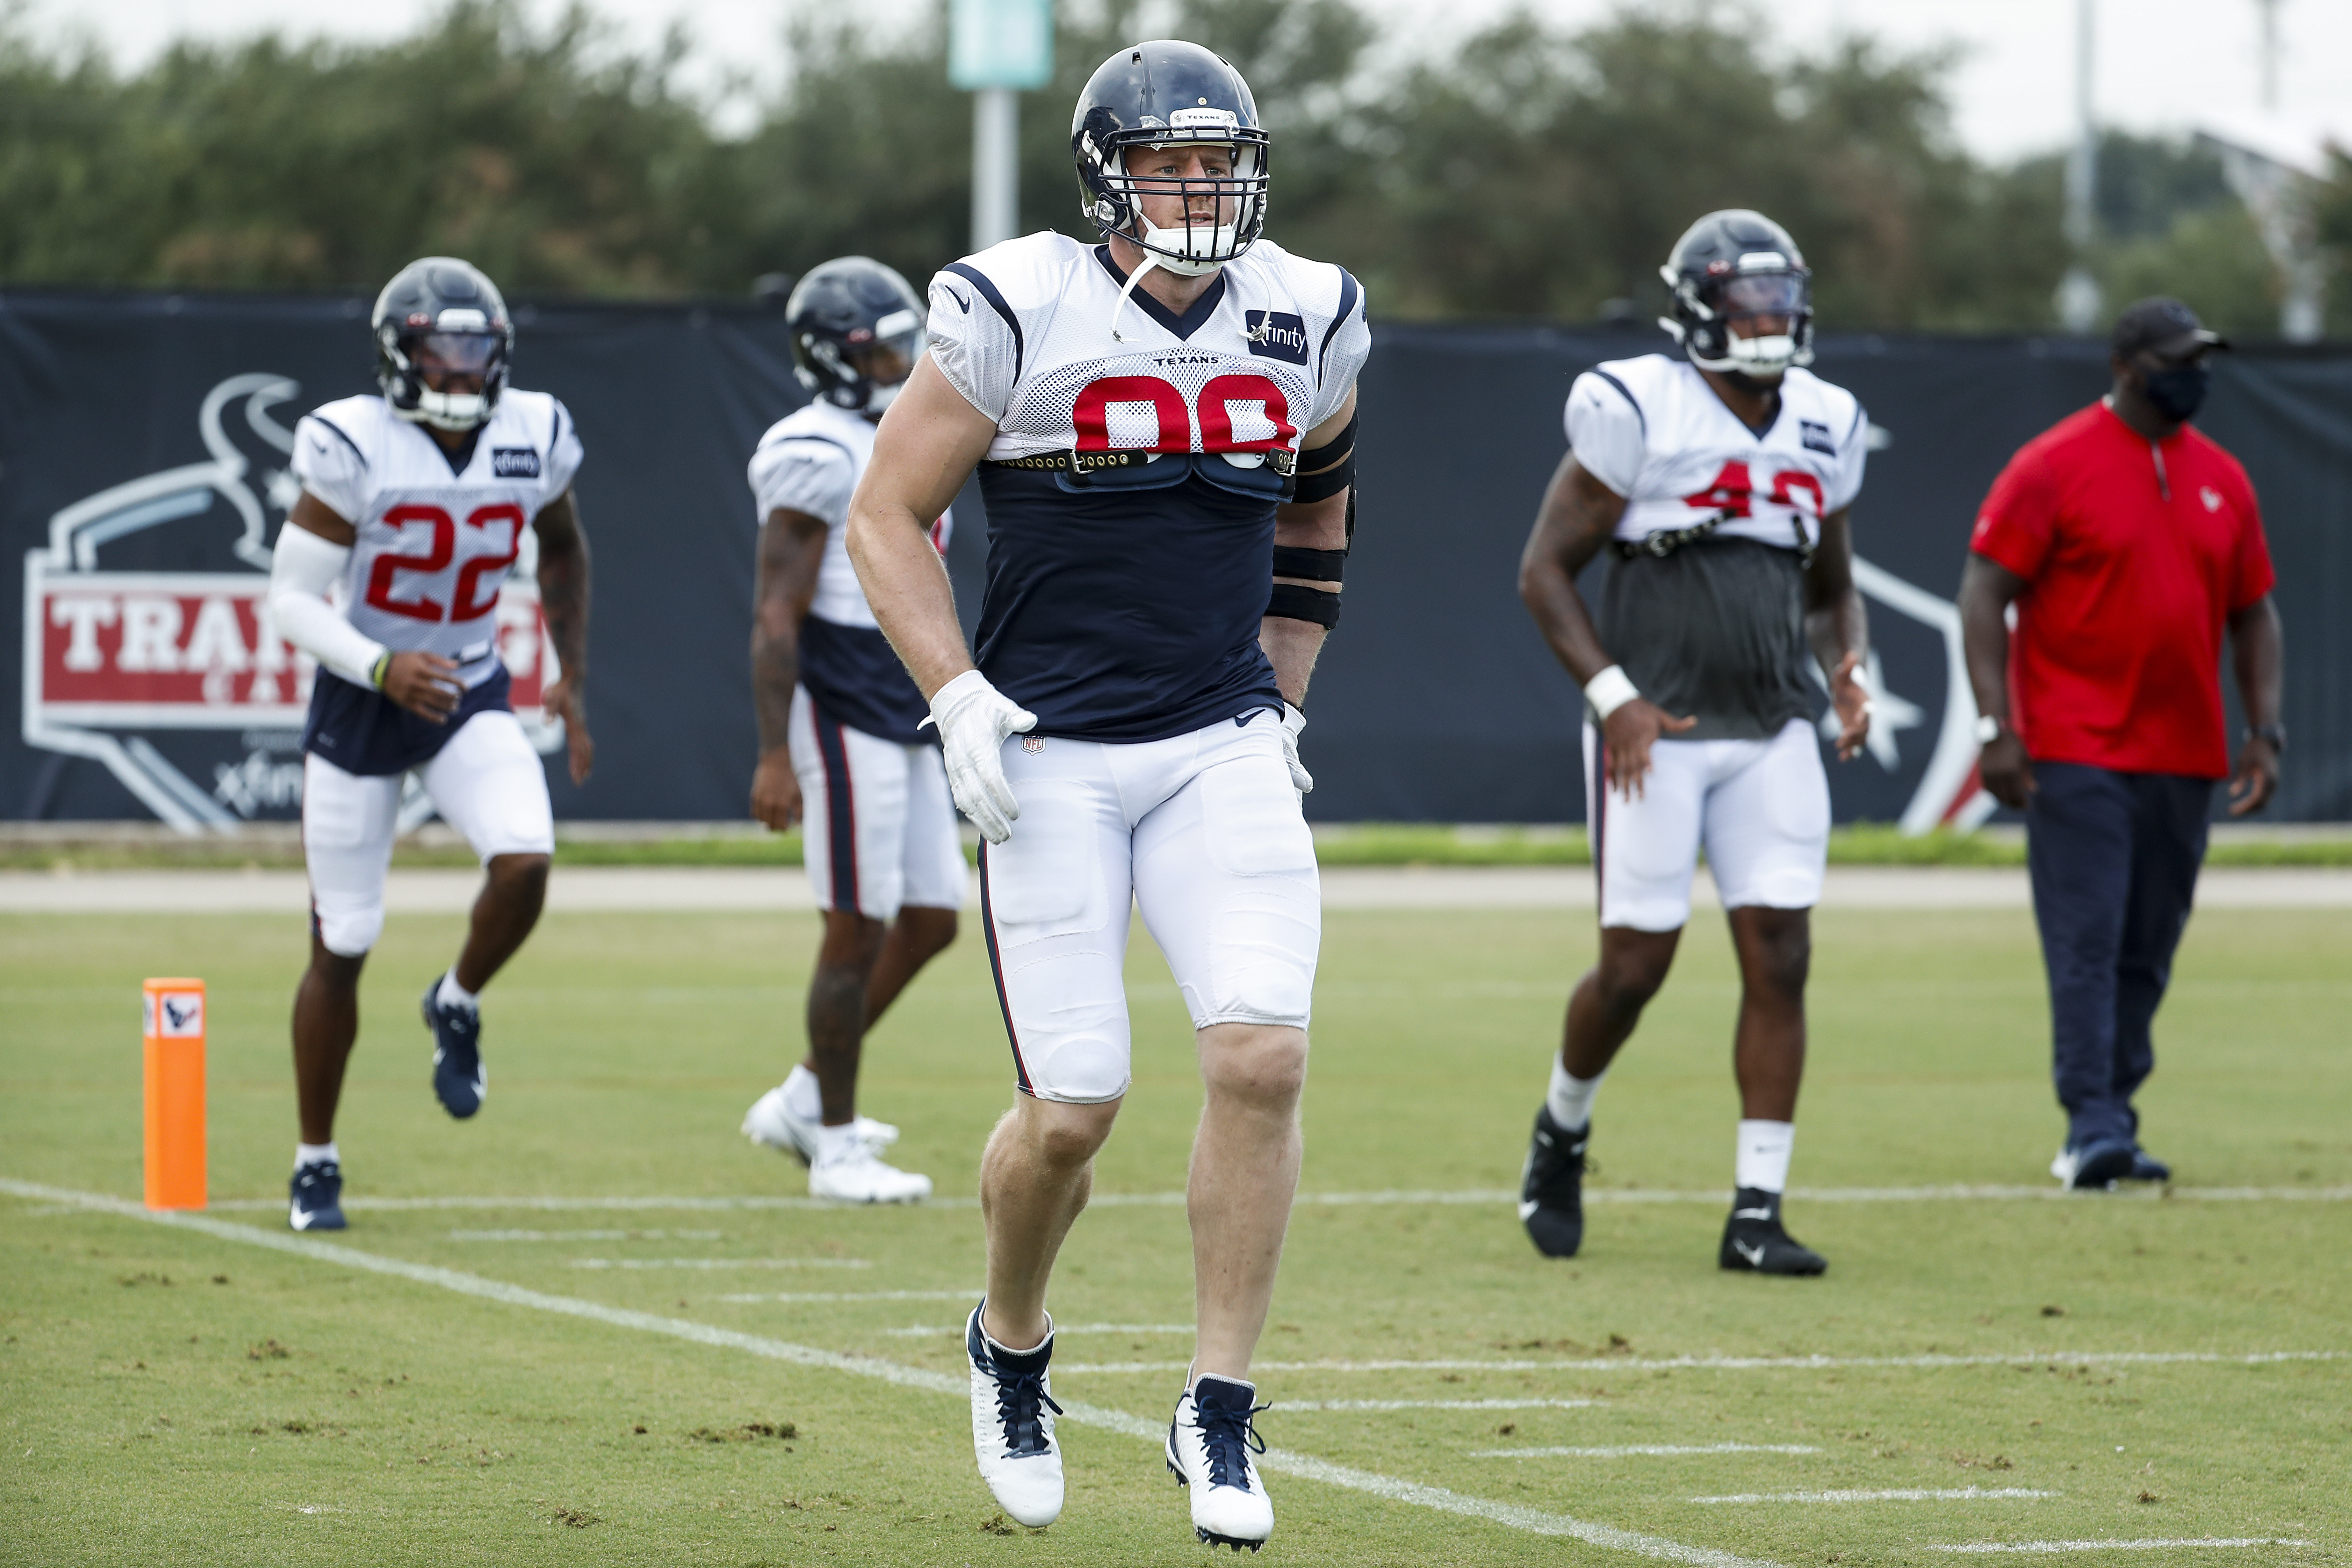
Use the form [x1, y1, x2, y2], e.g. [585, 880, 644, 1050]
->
[1958, 552, 2034, 808]
[1517, 451, 1695, 797]
[748, 506, 829, 830]
[1261, 386, 1355, 705]
[2225, 591, 2283, 815]
[532, 487, 595, 784]
[845, 355, 997, 699]
[1804, 504, 1872, 762]
[285, 488, 462, 723]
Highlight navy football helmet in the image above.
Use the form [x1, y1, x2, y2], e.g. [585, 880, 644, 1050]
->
[372, 257, 513, 431]
[786, 257, 927, 415]
[1658, 210, 1814, 379]
[1071, 40, 1269, 277]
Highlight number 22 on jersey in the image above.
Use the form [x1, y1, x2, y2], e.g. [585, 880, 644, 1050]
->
[364, 503, 524, 624]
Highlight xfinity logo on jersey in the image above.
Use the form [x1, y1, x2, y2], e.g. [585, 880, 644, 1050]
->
[1800, 419, 1836, 456]
[491, 448, 542, 479]
[1244, 311, 1309, 365]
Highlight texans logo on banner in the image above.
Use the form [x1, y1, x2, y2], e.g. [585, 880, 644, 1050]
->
[22, 373, 564, 832]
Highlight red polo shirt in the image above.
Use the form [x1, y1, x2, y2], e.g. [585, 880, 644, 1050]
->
[1970, 401, 2273, 779]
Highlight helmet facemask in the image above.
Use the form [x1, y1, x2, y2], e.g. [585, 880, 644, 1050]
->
[377, 298, 512, 432]
[801, 306, 926, 415]
[1078, 108, 1270, 278]
[1660, 257, 1815, 379]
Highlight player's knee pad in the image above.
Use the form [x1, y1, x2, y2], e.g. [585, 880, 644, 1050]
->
[981, 793, 1132, 1104]
[312, 895, 384, 958]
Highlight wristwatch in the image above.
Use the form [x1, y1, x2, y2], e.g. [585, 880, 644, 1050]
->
[2247, 722, 2287, 753]
[1972, 714, 2006, 745]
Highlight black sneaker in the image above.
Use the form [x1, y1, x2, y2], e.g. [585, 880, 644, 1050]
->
[422, 981, 486, 1119]
[1519, 1106, 1590, 1258]
[289, 1160, 346, 1232]
[1719, 1188, 1826, 1276]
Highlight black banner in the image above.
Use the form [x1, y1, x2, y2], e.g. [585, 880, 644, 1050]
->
[4, 288, 2346, 827]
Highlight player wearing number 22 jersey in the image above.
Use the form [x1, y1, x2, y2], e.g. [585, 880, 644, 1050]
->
[846, 41, 1367, 1550]
[266, 256, 593, 1235]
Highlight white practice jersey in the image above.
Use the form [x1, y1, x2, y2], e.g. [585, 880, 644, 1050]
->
[745, 400, 950, 630]
[292, 391, 583, 688]
[927, 231, 1368, 464]
[1566, 355, 1867, 555]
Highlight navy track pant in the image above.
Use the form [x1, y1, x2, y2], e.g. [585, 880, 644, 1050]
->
[2024, 761, 2212, 1150]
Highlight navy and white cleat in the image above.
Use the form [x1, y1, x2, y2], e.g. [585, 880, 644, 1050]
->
[2050, 1139, 2136, 1191]
[422, 982, 486, 1119]
[289, 1160, 346, 1232]
[1519, 1105, 1590, 1258]
[1166, 1374, 1273, 1552]
[1718, 1188, 1827, 1276]
[967, 1302, 1063, 1527]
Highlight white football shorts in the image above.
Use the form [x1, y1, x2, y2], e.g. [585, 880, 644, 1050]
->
[790, 685, 967, 920]
[304, 708, 556, 957]
[1583, 715, 1829, 932]
[978, 708, 1320, 1104]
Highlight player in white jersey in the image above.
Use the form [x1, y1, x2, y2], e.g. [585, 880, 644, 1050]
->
[1516, 211, 1872, 1276]
[845, 42, 1368, 1550]
[266, 257, 593, 1233]
[736, 257, 960, 1205]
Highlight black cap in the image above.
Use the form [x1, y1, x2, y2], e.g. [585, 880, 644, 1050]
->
[2112, 296, 2229, 357]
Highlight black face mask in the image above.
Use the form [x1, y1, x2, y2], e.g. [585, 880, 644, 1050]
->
[2140, 362, 2209, 423]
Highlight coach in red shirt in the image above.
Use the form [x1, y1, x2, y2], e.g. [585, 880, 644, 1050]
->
[1959, 297, 2283, 1192]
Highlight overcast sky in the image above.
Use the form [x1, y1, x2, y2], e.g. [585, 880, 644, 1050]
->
[19, 0, 2345, 166]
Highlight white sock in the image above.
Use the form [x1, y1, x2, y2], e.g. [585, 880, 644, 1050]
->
[1546, 1058, 1605, 1132]
[782, 1063, 823, 1123]
[812, 1121, 862, 1166]
[436, 968, 480, 1014]
[296, 1141, 339, 1169]
[1735, 1120, 1795, 1194]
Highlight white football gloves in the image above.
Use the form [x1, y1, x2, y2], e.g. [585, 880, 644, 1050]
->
[926, 669, 1037, 845]
[1280, 702, 1314, 794]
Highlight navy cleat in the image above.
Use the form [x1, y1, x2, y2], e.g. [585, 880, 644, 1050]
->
[2127, 1146, 2172, 1183]
[2050, 1138, 2136, 1191]
[1167, 1374, 1273, 1551]
[967, 1302, 1064, 1527]
[1519, 1105, 1589, 1258]
[289, 1160, 346, 1232]
[422, 981, 486, 1119]
[1719, 1187, 1827, 1276]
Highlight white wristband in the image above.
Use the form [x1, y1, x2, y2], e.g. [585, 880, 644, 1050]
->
[1584, 664, 1641, 722]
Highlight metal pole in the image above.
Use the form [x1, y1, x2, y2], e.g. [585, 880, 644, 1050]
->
[2257, 0, 2280, 112]
[972, 87, 1019, 252]
[2065, 0, 2096, 251]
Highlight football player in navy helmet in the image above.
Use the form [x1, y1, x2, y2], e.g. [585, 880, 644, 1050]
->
[268, 256, 594, 1232]
[738, 258, 960, 1205]
[1516, 209, 1872, 1278]
[846, 40, 1369, 1550]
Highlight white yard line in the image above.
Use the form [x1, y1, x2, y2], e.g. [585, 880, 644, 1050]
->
[0, 1177, 1777, 1568]
[1284, 1399, 1598, 1412]
[188, 1183, 2352, 1215]
[449, 1229, 721, 1240]
[566, 1256, 872, 1270]
[1693, 1489, 2060, 1504]
[1927, 1542, 2311, 1555]
[883, 1321, 1193, 1337]
[1055, 1350, 2347, 1375]
[1476, 1444, 1822, 1458]
[714, 1289, 983, 1304]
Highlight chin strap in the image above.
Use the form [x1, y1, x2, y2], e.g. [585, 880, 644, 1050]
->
[1109, 249, 1162, 344]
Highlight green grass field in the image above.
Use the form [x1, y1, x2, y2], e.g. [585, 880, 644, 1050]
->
[3, 898, 2346, 1568]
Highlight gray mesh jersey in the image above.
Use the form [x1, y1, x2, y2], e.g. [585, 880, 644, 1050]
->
[925, 231, 1370, 742]
[1567, 354, 1868, 740]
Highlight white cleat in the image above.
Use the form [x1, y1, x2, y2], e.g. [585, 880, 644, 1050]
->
[740, 1079, 900, 1167]
[1166, 1374, 1274, 1552]
[808, 1144, 933, 1204]
[967, 1303, 1064, 1528]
